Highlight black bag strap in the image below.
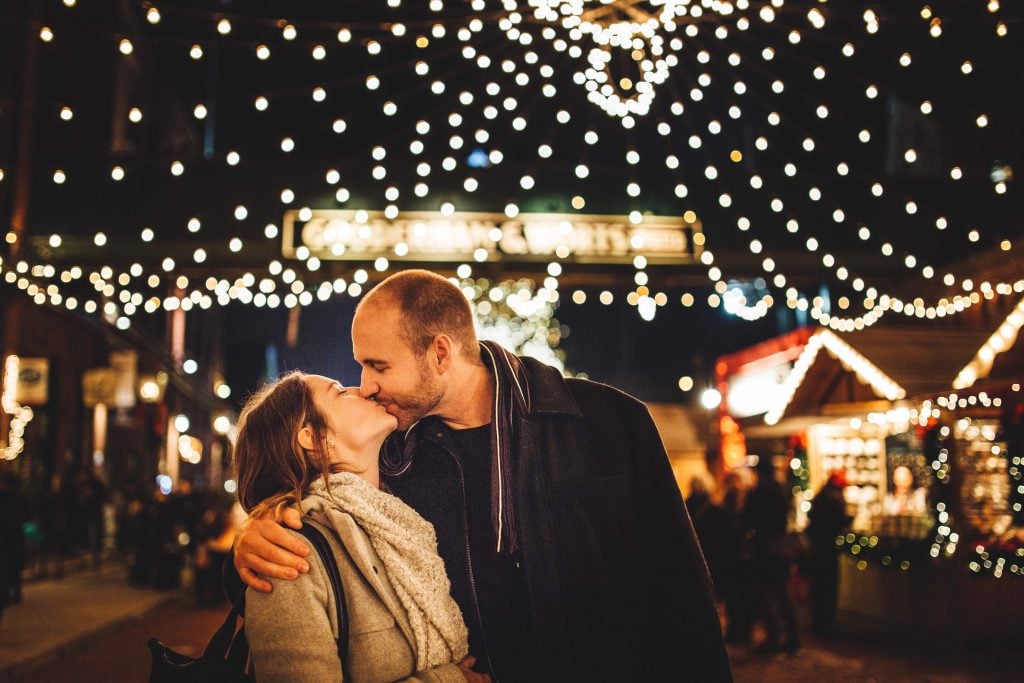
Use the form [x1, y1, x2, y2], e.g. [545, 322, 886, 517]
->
[296, 521, 350, 668]
[202, 589, 247, 661]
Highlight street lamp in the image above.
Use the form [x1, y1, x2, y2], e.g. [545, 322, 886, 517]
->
[700, 388, 722, 410]
[139, 378, 161, 402]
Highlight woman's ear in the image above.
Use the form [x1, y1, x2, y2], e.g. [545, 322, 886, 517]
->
[297, 426, 316, 451]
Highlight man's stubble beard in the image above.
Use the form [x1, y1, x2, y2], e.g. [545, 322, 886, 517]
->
[391, 363, 445, 431]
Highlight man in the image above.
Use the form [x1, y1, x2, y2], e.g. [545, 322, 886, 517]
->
[235, 269, 731, 681]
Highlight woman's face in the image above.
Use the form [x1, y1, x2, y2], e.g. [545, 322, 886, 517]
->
[893, 465, 913, 491]
[305, 375, 397, 460]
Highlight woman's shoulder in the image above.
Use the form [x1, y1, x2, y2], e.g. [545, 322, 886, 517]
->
[245, 525, 339, 633]
[245, 528, 344, 679]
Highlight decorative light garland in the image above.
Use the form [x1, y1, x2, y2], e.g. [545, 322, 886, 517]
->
[764, 328, 906, 425]
[832, 419, 953, 573]
[829, 388, 1024, 578]
[954, 296, 1024, 389]
[1, 355, 34, 460]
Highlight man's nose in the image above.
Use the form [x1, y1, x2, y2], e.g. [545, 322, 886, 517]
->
[359, 372, 378, 399]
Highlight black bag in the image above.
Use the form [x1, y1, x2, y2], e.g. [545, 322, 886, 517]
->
[147, 591, 252, 682]
[148, 521, 348, 682]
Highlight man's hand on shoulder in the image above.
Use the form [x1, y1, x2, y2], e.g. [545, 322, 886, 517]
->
[455, 656, 492, 683]
[233, 506, 310, 593]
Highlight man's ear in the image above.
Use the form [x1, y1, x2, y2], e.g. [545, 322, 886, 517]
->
[431, 334, 455, 374]
[296, 426, 315, 451]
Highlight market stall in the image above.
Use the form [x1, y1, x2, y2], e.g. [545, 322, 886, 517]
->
[715, 296, 1024, 643]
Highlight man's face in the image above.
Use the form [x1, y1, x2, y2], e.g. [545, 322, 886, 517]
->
[352, 302, 445, 431]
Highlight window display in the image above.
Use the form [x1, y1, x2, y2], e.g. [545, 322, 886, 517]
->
[808, 424, 884, 532]
[808, 423, 936, 539]
[878, 430, 933, 540]
[954, 418, 1013, 537]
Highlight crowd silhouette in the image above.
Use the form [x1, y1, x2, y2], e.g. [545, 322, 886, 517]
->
[687, 459, 853, 655]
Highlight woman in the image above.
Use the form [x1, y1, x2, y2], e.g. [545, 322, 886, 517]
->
[235, 372, 480, 682]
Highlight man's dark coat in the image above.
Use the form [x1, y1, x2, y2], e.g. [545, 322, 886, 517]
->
[385, 356, 732, 682]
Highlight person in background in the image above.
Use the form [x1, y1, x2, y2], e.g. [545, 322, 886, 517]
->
[170, 479, 201, 555]
[685, 474, 733, 599]
[0, 517, 10, 625]
[806, 471, 853, 637]
[0, 471, 26, 605]
[77, 467, 107, 566]
[0, 470, 24, 621]
[193, 499, 238, 607]
[882, 465, 927, 515]
[146, 486, 184, 590]
[718, 469, 750, 645]
[42, 470, 67, 579]
[236, 371, 484, 682]
[742, 462, 800, 655]
[233, 269, 732, 682]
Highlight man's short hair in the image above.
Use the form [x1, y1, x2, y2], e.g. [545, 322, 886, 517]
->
[361, 269, 478, 357]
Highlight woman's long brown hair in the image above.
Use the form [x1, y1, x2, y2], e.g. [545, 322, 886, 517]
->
[234, 371, 334, 519]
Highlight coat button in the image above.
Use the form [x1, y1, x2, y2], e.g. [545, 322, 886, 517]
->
[372, 566, 379, 574]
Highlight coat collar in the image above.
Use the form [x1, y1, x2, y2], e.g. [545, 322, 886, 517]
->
[511, 353, 584, 418]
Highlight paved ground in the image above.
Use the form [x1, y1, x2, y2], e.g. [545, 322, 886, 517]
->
[1, 566, 1020, 681]
[0, 562, 175, 678]
[3, 593, 228, 682]
[727, 638, 1018, 683]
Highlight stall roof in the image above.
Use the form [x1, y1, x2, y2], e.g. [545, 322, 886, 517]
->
[737, 295, 1024, 425]
[836, 326, 995, 396]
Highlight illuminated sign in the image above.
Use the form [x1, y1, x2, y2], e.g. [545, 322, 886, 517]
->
[110, 350, 138, 409]
[82, 368, 118, 407]
[15, 358, 49, 406]
[282, 210, 702, 264]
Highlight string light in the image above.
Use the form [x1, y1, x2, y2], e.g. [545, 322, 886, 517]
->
[953, 297, 1024, 389]
[1, 1, 1019, 331]
[766, 330, 906, 426]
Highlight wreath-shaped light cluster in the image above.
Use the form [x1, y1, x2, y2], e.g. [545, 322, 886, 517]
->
[525, 0, 697, 118]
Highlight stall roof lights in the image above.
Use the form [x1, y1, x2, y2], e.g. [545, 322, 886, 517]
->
[765, 329, 905, 425]
[953, 296, 1024, 389]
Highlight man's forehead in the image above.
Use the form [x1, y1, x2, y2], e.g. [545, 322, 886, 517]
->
[354, 304, 396, 339]
[352, 305, 408, 359]
[354, 297, 399, 326]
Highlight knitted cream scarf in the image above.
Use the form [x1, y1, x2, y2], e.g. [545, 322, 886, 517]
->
[304, 472, 469, 671]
